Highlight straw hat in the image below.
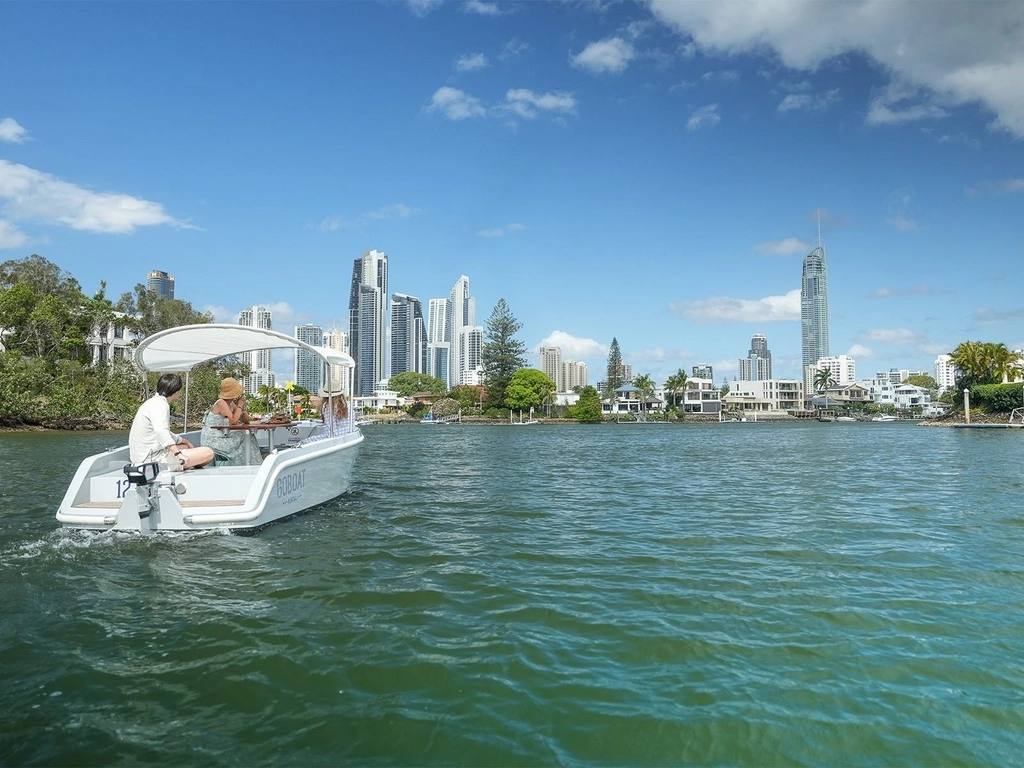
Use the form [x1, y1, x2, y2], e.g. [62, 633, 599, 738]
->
[319, 385, 345, 397]
[219, 377, 245, 400]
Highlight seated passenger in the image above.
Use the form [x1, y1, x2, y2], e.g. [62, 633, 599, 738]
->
[129, 373, 214, 471]
[303, 385, 349, 444]
[200, 377, 261, 466]
[320, 385, 349, 437]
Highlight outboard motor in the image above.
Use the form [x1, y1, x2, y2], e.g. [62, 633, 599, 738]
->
[123, 462, 161, 532]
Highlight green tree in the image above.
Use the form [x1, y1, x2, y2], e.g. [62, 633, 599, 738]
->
[388, 372, 447, 398]
[480, 298, 527, 409]
[905, 374, 938, 391]
[720, 381, 730, 397]
[949, 341, 1023, 407]
[0, 255, 109, 361]
[813, 367, 836, 395]
[115, 283, 213, 337]
[605, 337, 623, 399]
[633, 373, 656, 412]
[448, 384, 487, 411]
[504, 368, 556, 410]
[0, 253, 82, 296]
[566, 385, 603, 423]
[663, 368, 687, 408]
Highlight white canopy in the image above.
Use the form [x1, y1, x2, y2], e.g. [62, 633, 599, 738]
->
[134, 324, 354, 373]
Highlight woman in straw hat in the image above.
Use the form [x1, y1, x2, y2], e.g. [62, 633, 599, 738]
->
[317, 384, 349, 438]
[200, 377, 262, 466]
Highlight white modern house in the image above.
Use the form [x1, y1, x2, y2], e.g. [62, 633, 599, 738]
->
[893, 383, 931, 411]
[681, 377, 721, 414]
[86, 315, 139, 365]
[722, 379, 804, 415]
[350, 384, 404, 413]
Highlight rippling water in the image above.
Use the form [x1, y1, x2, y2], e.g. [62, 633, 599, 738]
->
[3, 423, 1024, 766]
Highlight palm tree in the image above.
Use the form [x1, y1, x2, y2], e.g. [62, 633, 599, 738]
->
[633, 373, 656, 414]
[813, 367, 837, 400]
[663, 368, 687, 410]
[950, 341, 1023, 388]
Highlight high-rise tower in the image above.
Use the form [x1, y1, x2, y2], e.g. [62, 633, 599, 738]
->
[539, 346, 563, 391]
[147, 270, 175, 299]
[390, 293, 426, 377]
[446, 276, 474, 387]
[348, 249, 388, 396]
[294, 323, 324, 393]
[426, 297, 450, 388]
[739, 333, 772, 381]
[238, 305, 274, 395]
[801, 237, 829, 396]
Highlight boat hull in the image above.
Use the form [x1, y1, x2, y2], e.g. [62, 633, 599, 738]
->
[56, 428, 363, 533]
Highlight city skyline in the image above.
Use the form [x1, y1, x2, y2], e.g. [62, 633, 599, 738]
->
[2, 2, 1021, 388]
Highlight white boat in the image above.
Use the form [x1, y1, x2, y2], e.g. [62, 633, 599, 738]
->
[871, 414, 899, 422]
[510, 408, 538, 425]
[835, 416, 857, 422]
[56, 324, 363, 534]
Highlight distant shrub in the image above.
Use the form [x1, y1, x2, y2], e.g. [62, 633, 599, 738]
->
[972, 382, 1024, 413]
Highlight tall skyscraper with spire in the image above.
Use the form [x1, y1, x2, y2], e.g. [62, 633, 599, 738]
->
[801, 225, 830, 395]
[348, 249, 388, 397]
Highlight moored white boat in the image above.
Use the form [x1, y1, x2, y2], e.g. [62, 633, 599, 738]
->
[871, 414, 899, 422]
[56, 324, 363, 534]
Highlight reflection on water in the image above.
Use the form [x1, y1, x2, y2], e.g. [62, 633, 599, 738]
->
[2, 424, 1024, 765]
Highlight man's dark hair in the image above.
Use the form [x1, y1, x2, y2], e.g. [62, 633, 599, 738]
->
[156, 373, 183, 397]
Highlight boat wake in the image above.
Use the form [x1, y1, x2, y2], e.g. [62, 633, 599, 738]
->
[0, 526, 232, 563]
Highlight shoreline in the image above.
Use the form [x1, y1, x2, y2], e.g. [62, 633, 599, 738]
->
[2, 412, 1015, 433]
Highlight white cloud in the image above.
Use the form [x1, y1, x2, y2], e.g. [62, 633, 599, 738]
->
[571, 37, 636, 74]
[0, 118, 29, 143]
[407, 0, 443, 16]
[427, 87, 487, 120]
[647, 0, 1024, 137]
[846, 344, 874, 359]
[464, 0, 502, 15]
[456, 53, 489, 72]
[756, 237, 811, 255]
[0, 159, 188, 234]
[687, 103, 720, 131]
[205, 301, 306, 328]
[626, 347, 695, 365]
[318, 203, 422, 231]
[872, 284, 932, 298]
[778, 89, 840, 112]
[670, 288, 801, 322]
[855, 327, 948, 357]
[702, 69, 740, 82]
[973, 307, 1024, 323]
[867, 81, 948, 126]
[858, 328, 918, 345]
[887, 186, 918, 231]
[0, 219, 29, 249]
[505, 89, 577, 119]
[500, 38, 530, 61]
[966, 178, 1024, 197]
[536, 330, 607, 360]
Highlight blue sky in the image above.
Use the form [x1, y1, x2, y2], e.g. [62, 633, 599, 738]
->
[2, 0, 1022, 387]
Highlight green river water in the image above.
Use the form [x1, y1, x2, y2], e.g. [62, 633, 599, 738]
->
[2, 422, 1023, 766]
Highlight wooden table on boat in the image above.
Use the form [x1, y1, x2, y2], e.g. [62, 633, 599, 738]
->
[210, 421, 297, 464]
